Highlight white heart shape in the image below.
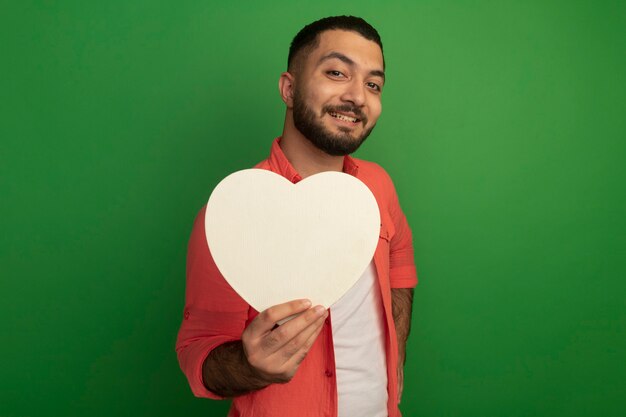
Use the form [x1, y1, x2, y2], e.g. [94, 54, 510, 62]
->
[205, 169, 380, 312]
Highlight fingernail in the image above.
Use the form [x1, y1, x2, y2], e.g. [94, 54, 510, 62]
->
[302, 299, 312, 308]
[314, 305, 325, 315]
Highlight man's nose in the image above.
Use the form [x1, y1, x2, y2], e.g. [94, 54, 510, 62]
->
[340, 79, 366, 107]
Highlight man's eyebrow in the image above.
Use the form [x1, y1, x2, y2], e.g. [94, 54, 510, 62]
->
[318, 51, 355, 66]
[369, 69, 386, 81]
[318, 51, 385, 80]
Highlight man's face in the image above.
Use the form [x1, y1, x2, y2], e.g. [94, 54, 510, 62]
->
[291, 30, 385, 156]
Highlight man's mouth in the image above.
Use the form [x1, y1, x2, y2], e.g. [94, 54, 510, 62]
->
[329, 111, 360, 124]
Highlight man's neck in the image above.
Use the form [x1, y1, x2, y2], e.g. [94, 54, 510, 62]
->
[280, 115, 344, 179]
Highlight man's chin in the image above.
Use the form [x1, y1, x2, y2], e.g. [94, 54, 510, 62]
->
[336, 126, 359, 134]
[315, 136, 366, 156]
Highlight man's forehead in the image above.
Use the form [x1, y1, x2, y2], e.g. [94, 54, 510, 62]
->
[310, 29, 384, 68]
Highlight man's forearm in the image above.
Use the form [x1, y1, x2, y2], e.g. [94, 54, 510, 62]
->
[392, 287, 414, 403]
[202, 300, 327, 398]
[202, 341, 270, 398]
[391, 287, 414, 362]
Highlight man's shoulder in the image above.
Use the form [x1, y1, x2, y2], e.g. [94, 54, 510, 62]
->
[352, 157, 394, 186]
[350, 157, 400, 207]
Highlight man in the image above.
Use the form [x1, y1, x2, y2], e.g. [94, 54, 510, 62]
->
[176, 16, 417, 417]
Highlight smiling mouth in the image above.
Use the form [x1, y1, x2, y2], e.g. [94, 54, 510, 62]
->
[329, 111, 360, 124]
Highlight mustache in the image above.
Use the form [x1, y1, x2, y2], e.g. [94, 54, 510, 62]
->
[322, 104, 368, 125]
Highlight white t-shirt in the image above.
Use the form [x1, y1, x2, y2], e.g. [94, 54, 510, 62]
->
[330, 261, 388, 417]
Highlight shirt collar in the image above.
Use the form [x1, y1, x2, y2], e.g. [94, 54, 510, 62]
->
[268, 137, 360, 183]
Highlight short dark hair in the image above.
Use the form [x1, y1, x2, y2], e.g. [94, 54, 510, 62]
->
[287, 16, 384, 72]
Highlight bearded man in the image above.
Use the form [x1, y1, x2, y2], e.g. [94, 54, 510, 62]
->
[176, 15, 417, 417]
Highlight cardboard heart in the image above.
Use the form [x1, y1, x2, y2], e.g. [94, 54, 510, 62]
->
[205, 169, 380, 313]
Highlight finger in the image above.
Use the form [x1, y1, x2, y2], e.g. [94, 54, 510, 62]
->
[279, 312, 327, 367]
[261, 305, 327, 354]
[247, 299, 312, 337]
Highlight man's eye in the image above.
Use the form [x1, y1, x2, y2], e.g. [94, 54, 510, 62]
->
[367, 82, 381, 91]
[327, 70, 344, 77]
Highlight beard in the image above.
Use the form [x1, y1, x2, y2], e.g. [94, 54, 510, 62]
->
[292, 87, 376, 156]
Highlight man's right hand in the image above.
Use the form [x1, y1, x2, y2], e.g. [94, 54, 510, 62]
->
[202, 299, 328, 397]
[242, 299, 328, 384]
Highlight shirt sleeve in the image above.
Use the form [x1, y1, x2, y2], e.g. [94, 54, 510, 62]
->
[175, 206, 250, 399]
[386, 174, 418, 289]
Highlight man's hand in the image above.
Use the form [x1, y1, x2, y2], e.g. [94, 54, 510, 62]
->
[243, 299, 328, 383]
[202, 299, 327, 397]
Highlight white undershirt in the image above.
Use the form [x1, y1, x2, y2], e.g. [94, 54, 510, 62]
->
[330, 261, 388, 417]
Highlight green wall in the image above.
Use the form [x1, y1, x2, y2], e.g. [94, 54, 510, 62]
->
[2, 1, 624, 416]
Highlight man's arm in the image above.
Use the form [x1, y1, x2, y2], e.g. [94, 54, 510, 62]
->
[202, 299, 328, 397]
[391, 287, 414, 402]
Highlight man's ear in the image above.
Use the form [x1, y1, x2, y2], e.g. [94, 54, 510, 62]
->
[278, 71, 295, 108]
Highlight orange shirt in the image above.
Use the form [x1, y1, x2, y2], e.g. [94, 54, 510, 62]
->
[176, 138, 417, 417]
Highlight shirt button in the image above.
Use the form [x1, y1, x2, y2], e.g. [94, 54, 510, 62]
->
[325, 318, 330, 325]
[184, 310, 190, 320]
[325, 370, 333, 377]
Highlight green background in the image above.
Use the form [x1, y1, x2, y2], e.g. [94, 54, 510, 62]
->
[2, 1, 625, 416]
